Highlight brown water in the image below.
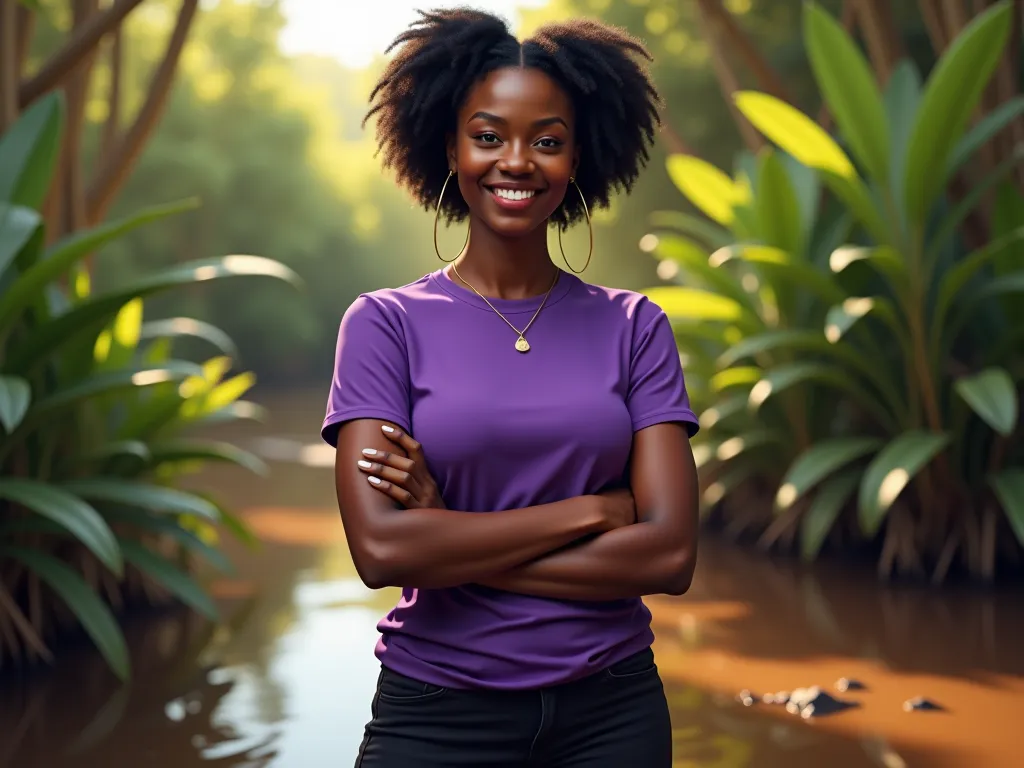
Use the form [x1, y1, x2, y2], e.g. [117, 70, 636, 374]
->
[2, 392, 1022, 767]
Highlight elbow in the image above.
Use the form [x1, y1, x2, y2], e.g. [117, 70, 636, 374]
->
[351, 538, 403, 590]
[657, 547, 696, 597]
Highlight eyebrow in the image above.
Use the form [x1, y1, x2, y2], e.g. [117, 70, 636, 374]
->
[467, 111, 568, 129]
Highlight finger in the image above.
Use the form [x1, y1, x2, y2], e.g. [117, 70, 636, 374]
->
[367, 476, 416, 508]
[357, 460, 421, 494]
[360, 448, 414, 473]
[381, 425, 425, 460]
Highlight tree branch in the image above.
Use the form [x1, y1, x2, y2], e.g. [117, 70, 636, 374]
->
[15, 2, 36, 76]
[917, 0, 950, 54]
[851, 0, 904, 84]
[86, 0, 199, 224]
[17, 0, 146, 108]
[100, 28, 123, 160]
[0, 0, 19, 132]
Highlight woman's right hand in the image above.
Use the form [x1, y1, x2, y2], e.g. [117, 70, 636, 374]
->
[598, 489, 636, 531]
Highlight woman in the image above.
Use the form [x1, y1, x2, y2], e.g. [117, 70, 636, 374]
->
[322, 8, 700, 767]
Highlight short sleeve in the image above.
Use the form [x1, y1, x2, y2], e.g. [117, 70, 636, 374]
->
[627, 303, 700, 436]
[321, 294, 411, 447]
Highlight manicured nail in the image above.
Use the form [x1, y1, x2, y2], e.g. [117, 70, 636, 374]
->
[381, 425, 395, 433]
[362, 448, 377, 456]
[368, 476, 382, 485]
[357, 460, 372, 469]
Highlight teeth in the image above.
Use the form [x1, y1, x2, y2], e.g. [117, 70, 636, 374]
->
[493, 188, 536, 201]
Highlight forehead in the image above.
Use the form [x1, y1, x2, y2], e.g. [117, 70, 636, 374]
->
[459, 67, 574, 123]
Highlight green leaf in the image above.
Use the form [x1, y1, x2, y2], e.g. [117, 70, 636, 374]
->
[0, 199, 198, 332]
[804, 2, 890, 181]
[947, 95, 1024, 179]
[665, 154, 747, 226]
[800, 469, 860, 562]
[0, 92, 64, 208]
[645, 234, 752, 307]
[990, 469, 1024, 546]
[644, 286, 753, 324]
[189, 400, 268, 427]
[147, 439, 268, 476]
[0, 204, 42, 278]
[882, 61, 922, 236]
[755, 149, 804, 253]
[0, 547, 129, 681]
[824, 297, 904, 345]
[6, 254, 301, 373]
[59, 479, 221, 521]
[776, 437, 882, 510]
[903, 1, 1014, 224]
[714, 429, 783, 462]
[954, 367, 1018, 437]
[710, 366, 761, 392]
[139, 317, 239, 360]
[648, 210, 732, 250]
[699, 393, 751, 430]
[711, 244, 845, 305]
[828, 244, 907, 286]
[858, 432, 950, 536]
[0, 479, 122, 575]
[749, 361, 891, 425]
[82, 440, 152, 465]
[117, 539, 218, 620]
[104, 509, 234, 574]
[0, 375, 31, 432]
[781, 154, 820, 245]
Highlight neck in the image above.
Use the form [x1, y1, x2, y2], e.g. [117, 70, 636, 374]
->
[451, 216, 558, 300]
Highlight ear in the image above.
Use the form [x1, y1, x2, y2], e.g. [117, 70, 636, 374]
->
[445, 134, 457, 173]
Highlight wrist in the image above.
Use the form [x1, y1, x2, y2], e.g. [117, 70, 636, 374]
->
[587, 495, 614, 533]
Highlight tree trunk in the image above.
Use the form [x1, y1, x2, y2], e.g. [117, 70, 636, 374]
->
[100, 28, 123, 162]
[0, 0, 19, 133]
[86, 0, 199, 224]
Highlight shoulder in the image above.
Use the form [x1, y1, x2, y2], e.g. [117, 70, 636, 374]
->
[341, 272, 444, 327]
[571, 278, 667, 330]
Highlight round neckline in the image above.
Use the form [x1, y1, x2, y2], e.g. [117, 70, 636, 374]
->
[431, 265, 577, 315]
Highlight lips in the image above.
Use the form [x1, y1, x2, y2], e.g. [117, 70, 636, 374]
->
[486, 185, 545, 211]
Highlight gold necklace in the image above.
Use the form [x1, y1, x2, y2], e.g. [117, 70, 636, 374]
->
[450, 263, 560, 353]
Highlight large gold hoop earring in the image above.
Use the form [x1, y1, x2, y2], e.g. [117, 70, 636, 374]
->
[434, 170, 469, 263]
[558, 177, 593, 274]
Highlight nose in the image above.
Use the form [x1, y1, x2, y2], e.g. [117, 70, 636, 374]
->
[496, 140, 534, 175]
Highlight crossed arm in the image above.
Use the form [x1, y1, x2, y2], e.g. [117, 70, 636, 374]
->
[333, 418, 699, 600]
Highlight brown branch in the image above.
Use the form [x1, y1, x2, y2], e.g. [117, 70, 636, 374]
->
[698, 0, 794, 103]
[86, 0, 199, 224]
[851, 0, 904, 84]
[918, 0, 950, 54]
[0, 0, 19, 132]
[17, 0, 146, 108]
[100, 28, 123, 159]
[15, 2, 35, 75]
[659, 117, 696, 155]
[694, 0, 765, 153]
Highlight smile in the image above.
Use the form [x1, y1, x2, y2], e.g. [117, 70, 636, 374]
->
[486, 186, 544, 210]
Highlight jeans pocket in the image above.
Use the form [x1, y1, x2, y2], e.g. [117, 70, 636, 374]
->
[377, 668, 448, 701]
[604, 647, 658, 680]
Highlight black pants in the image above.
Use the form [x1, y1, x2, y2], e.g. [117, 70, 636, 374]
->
[354, 647, 672, 767]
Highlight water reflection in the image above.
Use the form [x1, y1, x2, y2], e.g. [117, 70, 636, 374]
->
[0, 392, 1021, 766]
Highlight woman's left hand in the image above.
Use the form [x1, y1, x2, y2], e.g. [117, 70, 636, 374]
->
[358, 425, 446, 510]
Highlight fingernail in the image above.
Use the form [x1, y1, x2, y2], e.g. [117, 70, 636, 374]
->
[368, 476, 382, 485]
[357, 460, 372, 469]
[362, 448, 377, 456]
[381, 425, 395, 433]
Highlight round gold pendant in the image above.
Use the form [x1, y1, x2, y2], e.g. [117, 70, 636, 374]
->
[515, 336, 530, 353]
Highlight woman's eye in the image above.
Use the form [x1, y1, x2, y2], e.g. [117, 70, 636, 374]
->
[536, 138, 562, 149]
[476, 133, 501, 144]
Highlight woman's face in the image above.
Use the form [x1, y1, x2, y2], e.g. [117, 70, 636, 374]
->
[448, 67, 578, 240]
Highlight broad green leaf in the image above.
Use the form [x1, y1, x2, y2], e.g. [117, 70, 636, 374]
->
[699, 392, 750, 430]
[903, 1, 1014, 223]
[804, 2, 889, 181]
[104, 508, 234, 573]
[59, 479, 220, 521]
[26, 362, 201, 419]
[990, 469, 1024, 546]
[710, 366, 761, 392]
[139, 317, 239, 359]
[118, 539, 218, 620]
[7, 255, 299, 374]
[0, 375, 31, 432]
[749, 361, 891, 425]
[181, 372, 256, 420]
[648, 210, 732, 249]
[0, 92, 63, 208]
[858, 431, 950, 536]
[189, 400, 268, 427]
[755, 150, 803, 253]
[883, 61, 922, 234]
[947, 95, 1024, 179]
[645, 234, 751, 307]
[0, 204, 42, 277]
[776, 437, 882, 510]
[800, 470, 860, 562]
[82, 440, 152, 464]
[665, 155, 747, 226]
[0, 479, 122, 575]
[781, 154, 820, 245]
[0, 547, 129, 681]
[714, 429, 782, 462]
[95, 298, 145, 368]
[701, 460, 761, 516]
[829, 244, 907, 286]
[0, 199, 198, 331]
[147, 439, 268, 476]
[954, 368, 1018, 437]
[712, 244, 844, 305]
[824, 297, 904, 345]
[644, 286, 752, 323]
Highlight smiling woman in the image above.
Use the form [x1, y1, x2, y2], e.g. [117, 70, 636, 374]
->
[323, 7, 700, 767]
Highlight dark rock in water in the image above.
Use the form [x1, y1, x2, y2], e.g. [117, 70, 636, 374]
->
[736, 689, 757, 707]
[835, 677, 866, 692]
[903, 696, 944, 712]
[783, 686, 858, 719]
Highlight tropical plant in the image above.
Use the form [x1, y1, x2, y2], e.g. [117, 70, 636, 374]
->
[0, 91, 301, 678]
[645, 1, 1024, 582]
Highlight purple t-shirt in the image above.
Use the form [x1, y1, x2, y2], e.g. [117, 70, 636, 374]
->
[321, 266, 698, 690]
